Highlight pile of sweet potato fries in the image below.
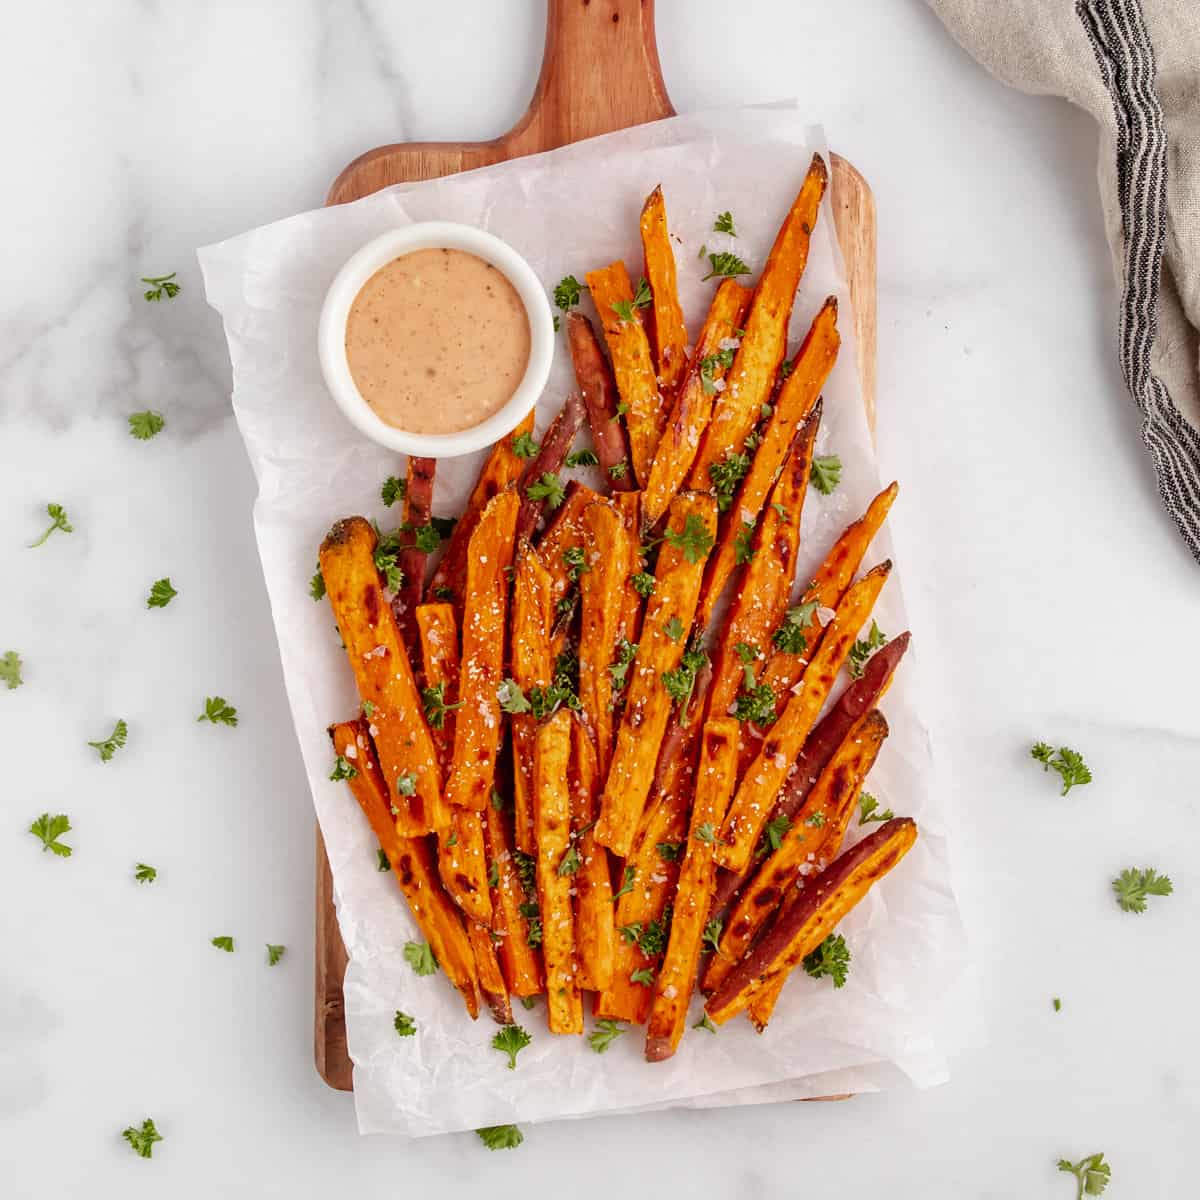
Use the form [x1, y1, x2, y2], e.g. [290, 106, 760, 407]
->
[321, 153, 918, 1061]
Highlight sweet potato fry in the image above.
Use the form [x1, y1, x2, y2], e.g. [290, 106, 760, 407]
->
[414, 602, 493, 926]
[639, 185, 689, 395]
[467, 920, 513, 1026]
[697, 297, 839, 620]
[393, 456, 436, 652]
[645, 718, 739, 1061]
[641, 280, 753, 530]
[714, 560, 892, 873]
[329, 719, 479, 1019]
[510, 543, 556, 854]
[703, 406, 821, 721]
[427, 412, 533, 609]
[710, 632, 910, 915]
[320, 518, 446, 837]
[705, 818, 918, 1025]
[703, 708, 888, 997]
[745, 480, 899, 757]
[515, 392, 588, 541]
[595, 492, 718, 857]
[613, 490, 645, 645]
[534, 711, 584, 1034]
[445, 490, 519, 811]
[586, 260, 665, 487]
[536, 481, 603, 607]
[569, 716, 615, 992]
[566, 312, 635, 491]
[577, 500, 632, 777]
[483, 791, 543, 997]
[688, 155, 828, 490]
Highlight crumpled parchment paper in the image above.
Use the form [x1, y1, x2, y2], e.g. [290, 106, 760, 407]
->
[199, 105, 975, 1137]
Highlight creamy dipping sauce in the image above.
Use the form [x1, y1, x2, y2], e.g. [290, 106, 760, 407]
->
[344, 247, 531, 435]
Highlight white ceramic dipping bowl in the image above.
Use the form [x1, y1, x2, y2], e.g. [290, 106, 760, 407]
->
[318, 221, 555, 458]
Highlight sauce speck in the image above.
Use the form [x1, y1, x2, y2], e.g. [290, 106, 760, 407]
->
[345, 248, 530, 435]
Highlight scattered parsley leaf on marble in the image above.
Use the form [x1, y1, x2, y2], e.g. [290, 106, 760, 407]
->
[393, 1010, 417, 1037]
[146, 577, 177, 608]
[701, 251, 751, 281]
[476, 1124, 524, 1150]
[134, 863, 157, 884]
[197, 697, 238, 726]
[810, 454, 842, 495]
[128, 410, 165, 440]
[553, 275, 585, 312]
[121, 1117, 163, 1158]
[29, 502, 73, 548]
[211, 936, 234, 952]
[803, 933, 851, 987]
[310, 565, 325, 600]
[140, 271, 180, 301]
[587, 1019, 626, 1053]
[693, 1013, 717, 1033]
[87, 718, 128, 762]
[1056, 1152, 1111, 1198]
[712, 210, 738, 236]
[858, 792, 895, 825]
[1030, 742, 1092, 796]
[376, 848, 390, 872]
[266, 944, 286, 966]
[1112, 867, 1173, 914]
[1, 650, 23, 689]
[30, 813, 72, 857]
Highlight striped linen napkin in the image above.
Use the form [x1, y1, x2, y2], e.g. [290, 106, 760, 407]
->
[928, 0, 1200, 562]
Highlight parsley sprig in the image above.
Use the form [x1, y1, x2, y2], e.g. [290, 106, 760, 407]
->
[122, 1117, 163, 1158]
[525, 472, 566, 509]
[553, 275, 585, 312]
[404, 941, 438, 976]
[701, 251, 750, 281]
[847, 620, 887, 678]
[731, 682, 776, 726]
[1056, 1152, 1111, 1198]
[1112, 867, 1173, 914]
[661, 642, 709, 720]
[421, 681, 464, 730]
[699, 347, 736, 398]
[491, 1023, 532, 1069]
[810, 454, 842, 495]
[30, 813, 72, 857]
[140, 272, 180, 301]
[128, 410, 165, 440]
[477, 1124, 524, 1150]
[802, 933, 851, 987]
[587, 1018, 627, 1053]
[772, 599, 819, 655]
[29, 502, 73, 547]
[393, 1010, 417, 1037]
[146, 577, 177, 608]
[709, 450, 750, 511]
[134, 863, 157, 884]
[1, 650, 24, 689]
[713, 211, 738, 236]
[612, 277, 652, 324]
[197, 696, 238, 726]
[87, 718, 128, 762]
[858, 792, 895, 825]
[1030, 743, 1092, 796]
[380, 475, 406, 506]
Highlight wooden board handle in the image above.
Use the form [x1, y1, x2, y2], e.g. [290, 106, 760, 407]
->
[507, 0, 674, 154]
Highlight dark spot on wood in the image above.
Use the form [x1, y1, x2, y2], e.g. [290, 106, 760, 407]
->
[612, 9, 619, 20]
[363, 584, 379, 624]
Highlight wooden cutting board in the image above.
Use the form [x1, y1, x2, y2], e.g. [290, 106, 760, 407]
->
[316, 0, 876, 1092]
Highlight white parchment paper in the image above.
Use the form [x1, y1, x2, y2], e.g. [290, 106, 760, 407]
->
[199, 106, 974, 1137]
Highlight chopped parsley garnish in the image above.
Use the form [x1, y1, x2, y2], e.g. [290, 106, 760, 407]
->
[525, 472, 566, 509]
[1030, 743, 1093, 796]
[121, 1117, 163, 1158]
[557, 844, 581, 878]
[701, 918, 724, 956]
[211, 936, 234, 952]
[128, 410, 165, 440]
[757, 814, 793, 857]
[733, 520, 756, 565]
[329, 754, 358, 782]
[266, 944, 286, 966]
[146, 577, 177, 608]
[393, 1010, 417, 1037]
[403, 941, 438, 976]
[377, 848, 390, 872]
[380, 475, 406, 506]
[565, 448, 600, 468]
[310, 565, 326, 600]
[804, 812, 826, 828]
[664, 513, 714, 564]
[663, 616, 685, 642]
[587, 1018, 627, 1053]
[693, 1013, 717, 1033]
[1112, 867, 1173, 914]
[140, 271, 180, 301]
[694, 822, 717, 844]
[608, 460, 629, 480]
[497, 678, 531, 714]
[858, 792, 895, 825]
[699, 347, 737, 397]
[197, 697, 238, 727]
[701, 251, 751, 281]
[511, 431, 540, 459]
[612, 277, 652, 324]
[661, 643, 709, 720]
[655, 841, 684, 862]
[30, 813, 72, 857]
[630, 967, 655, 987]
[608, 639, 638, 690]
[713, 211, 737, 236]
[630, 571, 655, 596]
[395, 771, 418, 796]
[30, 502, 73, 547]
[708, 449, 750, 510]
[87, 718, 128, 762]
[553, 275, 585, 311]
[491, 1023, 532, 1069]
[421, 681, 463, 729]
[731, 682, 776, 726]
[613, 864, 637, 902]
[810, 454, 842, 495]
[613, 402, 630, 419]
[772, 599, 819, 654]
[847, 620, 887, 678]
[372, 528, 404, 591]
[563, 545, 589, 581]
[134, 863, 157, 884]
[802, 933, 851, 987]
[734, 641, 761, 689]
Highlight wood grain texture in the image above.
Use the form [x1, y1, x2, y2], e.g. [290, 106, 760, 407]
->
[315, 0, 875, 1094]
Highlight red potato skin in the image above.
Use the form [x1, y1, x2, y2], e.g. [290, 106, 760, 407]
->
[709, 631, 911, 916]
[515, 391, 589, 541]
[567, 312, 635, 490]
[393, 456, 436, 654]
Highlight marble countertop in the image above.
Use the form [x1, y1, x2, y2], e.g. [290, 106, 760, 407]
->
[2, 1, 1196, 1195]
